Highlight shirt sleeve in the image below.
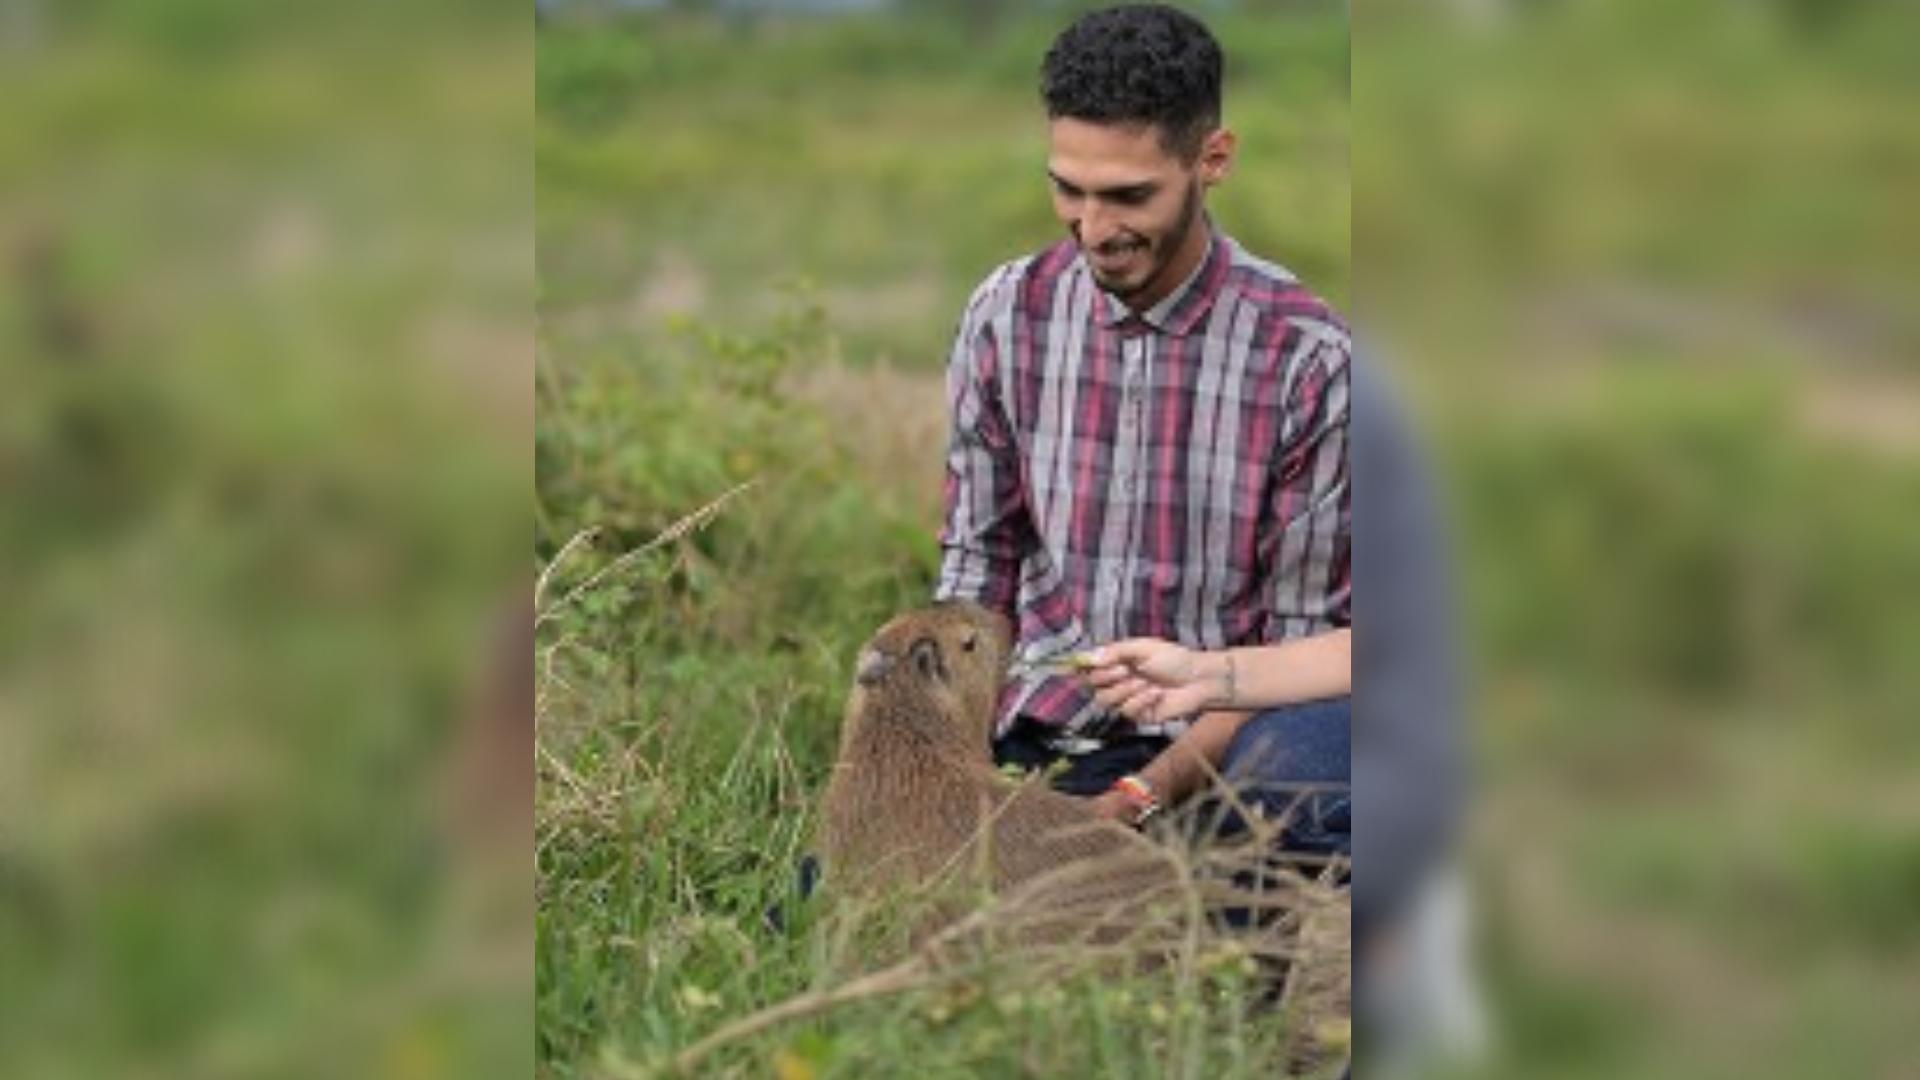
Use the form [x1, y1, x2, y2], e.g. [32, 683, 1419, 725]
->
[935, 267, 1032, 623]
[1261, 329, 1352, 639]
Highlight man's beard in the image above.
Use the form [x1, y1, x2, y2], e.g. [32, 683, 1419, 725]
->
[1089, 179, 1204, 303]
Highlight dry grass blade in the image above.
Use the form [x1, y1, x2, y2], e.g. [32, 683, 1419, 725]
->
[1004, 650, 1095, 678]
[654, 855, 1211, 1077]
[535, 479, 759, 628]
[534, 526, 602, 612]
[650, 770, 1351, 1077]
[644, 959, 935, 1077]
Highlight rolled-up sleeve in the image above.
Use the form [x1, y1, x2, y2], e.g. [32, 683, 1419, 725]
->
[935, 267, 1032, 621]
[1261, 331, 1352, 639]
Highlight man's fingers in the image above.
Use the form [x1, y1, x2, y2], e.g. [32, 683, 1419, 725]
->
[1114, 684, 1162, 721]
[1092, 676, 1140, 707]
[1093, 677, 1156, 713]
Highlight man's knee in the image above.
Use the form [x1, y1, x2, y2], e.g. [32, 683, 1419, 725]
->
[1215, 697, 1351, 852]
[1222, 695, 1352, 786]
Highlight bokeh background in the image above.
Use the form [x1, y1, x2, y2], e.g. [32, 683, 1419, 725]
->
[2, 1, 529, 1076]
[1361, 0, 1920, 1077]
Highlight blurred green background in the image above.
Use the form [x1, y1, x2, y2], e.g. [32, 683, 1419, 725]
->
[535, 1, 1349, 369]
[535, 0, 1920, 1077]
[1359, 1, 1920, 1077]
[2, 2, 529, 1077]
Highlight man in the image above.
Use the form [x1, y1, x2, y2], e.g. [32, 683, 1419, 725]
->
[935, 3, 1350, 854]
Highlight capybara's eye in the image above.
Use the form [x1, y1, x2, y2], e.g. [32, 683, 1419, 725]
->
[961, 631, 979, 653]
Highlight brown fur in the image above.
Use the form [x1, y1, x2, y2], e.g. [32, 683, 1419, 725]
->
[820, 601, 1176, 939]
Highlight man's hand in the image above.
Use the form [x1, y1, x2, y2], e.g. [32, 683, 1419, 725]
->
[1087, 787, 1139, 824]
[1081, 638, 1231, 722]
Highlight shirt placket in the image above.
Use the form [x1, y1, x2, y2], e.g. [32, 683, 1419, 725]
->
[1102, 327, 1150, 617]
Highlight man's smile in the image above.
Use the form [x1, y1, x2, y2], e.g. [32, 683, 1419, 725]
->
[1089, 237, 1147, 273]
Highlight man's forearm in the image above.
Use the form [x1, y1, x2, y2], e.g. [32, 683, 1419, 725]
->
[1134, 708, 1254, 806]
[1198, 629, 1351, 710]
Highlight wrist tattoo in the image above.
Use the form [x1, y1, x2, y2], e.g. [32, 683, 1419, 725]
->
[1222, 651, 1238, 706]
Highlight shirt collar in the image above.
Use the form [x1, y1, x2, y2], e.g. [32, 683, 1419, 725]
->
[1094, 224, 1230, 337]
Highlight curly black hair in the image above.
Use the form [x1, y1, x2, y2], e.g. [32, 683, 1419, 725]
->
[1040, 4, 1223, 161]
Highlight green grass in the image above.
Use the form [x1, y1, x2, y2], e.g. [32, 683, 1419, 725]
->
[534, 312, 1347, 1077]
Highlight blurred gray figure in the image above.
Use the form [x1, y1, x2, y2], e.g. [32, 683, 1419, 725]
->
[1352, 350, 1488, 1075]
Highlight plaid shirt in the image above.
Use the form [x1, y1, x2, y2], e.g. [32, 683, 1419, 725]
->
[935, 228, 1351, 742]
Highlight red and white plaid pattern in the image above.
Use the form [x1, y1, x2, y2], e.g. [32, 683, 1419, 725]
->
[937, 229, 1350, 741]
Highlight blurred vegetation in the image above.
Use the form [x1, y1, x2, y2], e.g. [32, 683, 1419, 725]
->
[2, 4, 529, 1077]
[536, 2, 1349, 368]
[1357, 1, 1920, 1077]
[536, 295, 941, 657]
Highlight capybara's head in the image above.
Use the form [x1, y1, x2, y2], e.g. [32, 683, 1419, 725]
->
[848, 601, 1013, 748]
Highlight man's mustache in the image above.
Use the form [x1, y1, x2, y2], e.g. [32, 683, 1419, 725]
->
[1075, 230, 1148, 255]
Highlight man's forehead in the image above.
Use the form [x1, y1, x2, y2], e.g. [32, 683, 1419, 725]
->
[1047, 116, 1180, 173]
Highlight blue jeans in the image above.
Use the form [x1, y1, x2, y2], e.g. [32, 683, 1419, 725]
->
[1216, 696, 1351, 859]
[994, 697, 1352, 858]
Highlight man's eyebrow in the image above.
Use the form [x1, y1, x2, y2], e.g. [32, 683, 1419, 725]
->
[1047, 171, 1158, 200]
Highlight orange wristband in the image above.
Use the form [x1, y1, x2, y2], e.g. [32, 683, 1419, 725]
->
[1111, 774, 1161, 825]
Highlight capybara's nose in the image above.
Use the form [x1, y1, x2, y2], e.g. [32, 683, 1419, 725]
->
[855, 647, 895, 686]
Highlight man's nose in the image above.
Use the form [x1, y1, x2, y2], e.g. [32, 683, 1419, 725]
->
[1077, 201, 1119, 248]
[1067, 196, 1113, 243]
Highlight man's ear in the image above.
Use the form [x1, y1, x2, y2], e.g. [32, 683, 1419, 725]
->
[1198, 128, 1236, 187]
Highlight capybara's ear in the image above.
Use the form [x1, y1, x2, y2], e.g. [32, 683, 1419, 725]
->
[855, 647, 894, 686]
[909, 636, 947, 683]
